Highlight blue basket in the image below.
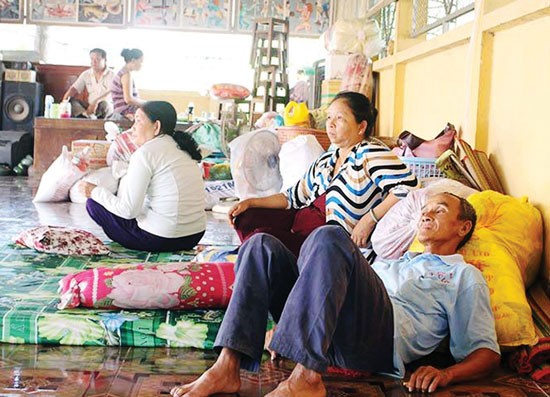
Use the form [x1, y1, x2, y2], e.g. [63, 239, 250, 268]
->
[400, 157, 446, 179]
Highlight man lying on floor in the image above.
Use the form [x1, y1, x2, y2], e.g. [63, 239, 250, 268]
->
[170, 192, 500, 397]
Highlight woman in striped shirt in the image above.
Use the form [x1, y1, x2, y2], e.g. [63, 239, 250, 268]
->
[229, 91, 419, 260]
[111, 48, 146, 121]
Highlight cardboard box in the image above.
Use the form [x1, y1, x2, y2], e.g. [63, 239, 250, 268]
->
[71, 140, 111, 170]
[321, 79, 342, 106]
[4, 69, 37, 83]
[325, 54, 353, 80]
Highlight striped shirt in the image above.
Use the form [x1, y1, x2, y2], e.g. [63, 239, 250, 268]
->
[111, 67, 139, 117]
[284, 140, 419, 239]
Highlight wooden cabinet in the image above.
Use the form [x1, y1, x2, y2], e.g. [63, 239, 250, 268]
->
[35, 64, 89, 102]
[32, 117, 131, 176]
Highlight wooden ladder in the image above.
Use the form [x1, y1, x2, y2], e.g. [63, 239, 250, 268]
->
[249, 17, 290, 125]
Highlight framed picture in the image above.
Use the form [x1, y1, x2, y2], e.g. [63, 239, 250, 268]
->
[0, 0, 23, 23]
[180, 0, 231, 31]
[236, 0, 331, 37]
[30, 0, 78, 23]
[131, 0, 181, 28]
[78, 0, 125, 25]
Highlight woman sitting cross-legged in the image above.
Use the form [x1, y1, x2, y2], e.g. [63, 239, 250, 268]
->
[81, 101, 206, 252]
[229, 91, 420, 260]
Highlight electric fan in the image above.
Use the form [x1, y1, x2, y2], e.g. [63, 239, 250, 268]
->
[229, 129, 283, 199]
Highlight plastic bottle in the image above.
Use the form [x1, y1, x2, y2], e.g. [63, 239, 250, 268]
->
[44, 95, 54, 118]
[60, 101, 72, 118]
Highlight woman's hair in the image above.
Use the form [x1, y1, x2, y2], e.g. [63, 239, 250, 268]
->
[140, 101, 202, 161]
[331, 91, 378, 137]
[120, 48, 143, 63]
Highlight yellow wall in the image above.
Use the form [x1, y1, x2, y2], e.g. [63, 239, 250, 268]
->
[488, 16, 550, 284]
[401, 44, 469, 136]
[373, 0, 550, 290]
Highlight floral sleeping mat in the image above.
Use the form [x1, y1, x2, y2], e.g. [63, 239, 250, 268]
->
[0, 243, 232, 348]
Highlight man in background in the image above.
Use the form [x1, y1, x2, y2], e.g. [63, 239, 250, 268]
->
[63, 48, 114, 119]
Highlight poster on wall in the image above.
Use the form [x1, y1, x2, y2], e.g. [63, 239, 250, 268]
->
[30, 0, 78, 23]
[132, 0, 181, 28]
[0, 0, 23, 22]
[180, 0, 231, 31]
[236, 0, 331, 36]
[78, 0, 125, 25]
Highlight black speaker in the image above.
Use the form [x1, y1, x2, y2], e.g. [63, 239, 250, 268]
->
[1, 81, 44, 135]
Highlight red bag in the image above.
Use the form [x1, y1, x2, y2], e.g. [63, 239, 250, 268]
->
[392, 123, 456, 158]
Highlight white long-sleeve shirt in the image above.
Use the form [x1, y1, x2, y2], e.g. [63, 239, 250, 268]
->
[91, 134, 206, 238]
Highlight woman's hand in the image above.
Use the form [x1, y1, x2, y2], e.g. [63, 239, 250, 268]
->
[227, 199, 252, 225]
[79, 181, 97, 198]
[351, 215, 376, 247]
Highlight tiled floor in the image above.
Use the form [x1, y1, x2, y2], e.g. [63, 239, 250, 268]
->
[0, 176, 549, 396]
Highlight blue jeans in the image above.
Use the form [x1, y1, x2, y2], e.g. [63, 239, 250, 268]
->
[214, 225, 395, 374]
[86, 198, 204, 252]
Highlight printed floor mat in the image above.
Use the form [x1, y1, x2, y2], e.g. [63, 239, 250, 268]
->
[0, 243, 225, 348]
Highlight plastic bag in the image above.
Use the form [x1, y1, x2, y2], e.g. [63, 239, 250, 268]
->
[190, 122, 224, 154]
[340, 54, 374, 99]
[325, 18, 384, 57]
[70, 167, 119, 204]
[279, 135, 325, 190]
[33, 146, 90, 203]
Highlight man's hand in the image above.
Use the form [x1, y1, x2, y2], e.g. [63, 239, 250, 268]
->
[405, 365, 452, 393]
[86, 101, 98, 115]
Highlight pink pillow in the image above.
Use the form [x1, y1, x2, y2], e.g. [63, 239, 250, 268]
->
[58, 262, 235, 310]
[210, 83, 250, 100]
[14, 226, 110, 256]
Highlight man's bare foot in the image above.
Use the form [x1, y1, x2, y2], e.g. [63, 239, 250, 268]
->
[266, 363, 326, 397]
[170, 348, 241, 397]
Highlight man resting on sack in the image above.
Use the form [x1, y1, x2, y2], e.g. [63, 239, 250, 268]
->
[170, 192, 501, 397]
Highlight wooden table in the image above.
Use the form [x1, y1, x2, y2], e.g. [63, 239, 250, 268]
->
[32, 117, 131, 176]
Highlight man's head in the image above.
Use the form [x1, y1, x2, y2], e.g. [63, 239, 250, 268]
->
[417, 192, 477, 255]
[89, 48, 107, 72]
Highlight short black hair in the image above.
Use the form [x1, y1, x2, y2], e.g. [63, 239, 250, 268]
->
[90, 48, 106, 59]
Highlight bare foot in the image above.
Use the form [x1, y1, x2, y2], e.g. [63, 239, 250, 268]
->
[266, 363, 326, 397]
[170, 348, 241, 397]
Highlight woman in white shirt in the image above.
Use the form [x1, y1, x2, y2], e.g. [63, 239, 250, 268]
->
[82, 101, 206, 252]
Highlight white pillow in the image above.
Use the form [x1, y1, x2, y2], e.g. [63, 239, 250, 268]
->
[371, 179, 477, 259]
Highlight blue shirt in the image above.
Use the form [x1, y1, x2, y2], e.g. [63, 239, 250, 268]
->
[372, 252, 500, 377]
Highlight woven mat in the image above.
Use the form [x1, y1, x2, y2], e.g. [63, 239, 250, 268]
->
[0, 243, 224, 347]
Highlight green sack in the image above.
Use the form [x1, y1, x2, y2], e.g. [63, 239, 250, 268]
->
[190, 122, 224, 153]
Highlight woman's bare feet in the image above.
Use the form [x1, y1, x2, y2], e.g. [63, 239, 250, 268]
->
[266, 363, 326, 397]
[170, 348, 241, 397]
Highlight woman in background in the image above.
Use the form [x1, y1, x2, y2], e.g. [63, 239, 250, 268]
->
[111, 48, 146, 120]
[82, 101, 206, 252]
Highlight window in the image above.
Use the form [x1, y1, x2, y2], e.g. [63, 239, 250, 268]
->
[412, 0, 475, 38]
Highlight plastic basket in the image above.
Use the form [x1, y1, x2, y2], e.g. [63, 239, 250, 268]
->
[400, 157, 446, 179]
